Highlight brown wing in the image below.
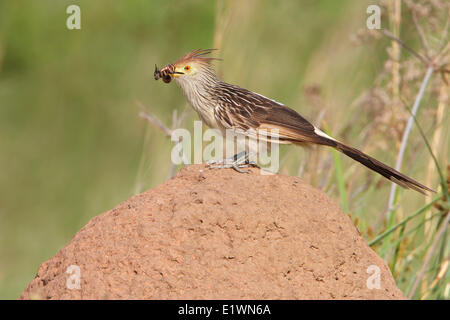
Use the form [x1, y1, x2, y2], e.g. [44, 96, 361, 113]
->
[213, 83, 334, 146]
[212, 82, 434, 194]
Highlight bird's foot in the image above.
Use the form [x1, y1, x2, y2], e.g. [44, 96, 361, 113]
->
[207, 151, 258, 173]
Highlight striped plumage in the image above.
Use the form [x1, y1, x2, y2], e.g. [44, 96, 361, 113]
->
[155, 49, 434, 194]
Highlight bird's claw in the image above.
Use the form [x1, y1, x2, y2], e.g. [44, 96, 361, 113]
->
[207, 151, 258, 173]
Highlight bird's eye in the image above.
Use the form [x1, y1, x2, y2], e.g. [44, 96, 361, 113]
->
[184, 65, 191, 71]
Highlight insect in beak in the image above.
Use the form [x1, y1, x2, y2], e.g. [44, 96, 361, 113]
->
[154, 64, 171, 83]
[154, 64, 184, 84]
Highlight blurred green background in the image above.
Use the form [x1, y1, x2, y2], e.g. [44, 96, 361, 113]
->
[0, 0, 448, 299]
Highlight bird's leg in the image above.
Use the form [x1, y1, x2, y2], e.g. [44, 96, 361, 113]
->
[207, 150, 258, 173]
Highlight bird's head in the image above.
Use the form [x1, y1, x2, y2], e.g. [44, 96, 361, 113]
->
[154, 49, 219, 84]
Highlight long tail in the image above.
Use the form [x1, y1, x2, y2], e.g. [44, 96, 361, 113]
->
[332, 141, 434, 194]
[247, 102, 434, 194]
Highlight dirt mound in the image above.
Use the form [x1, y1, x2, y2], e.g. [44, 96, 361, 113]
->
[20, 164, 405, 299]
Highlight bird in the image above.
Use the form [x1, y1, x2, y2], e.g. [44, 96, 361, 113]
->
[154, 49, 434, 195]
